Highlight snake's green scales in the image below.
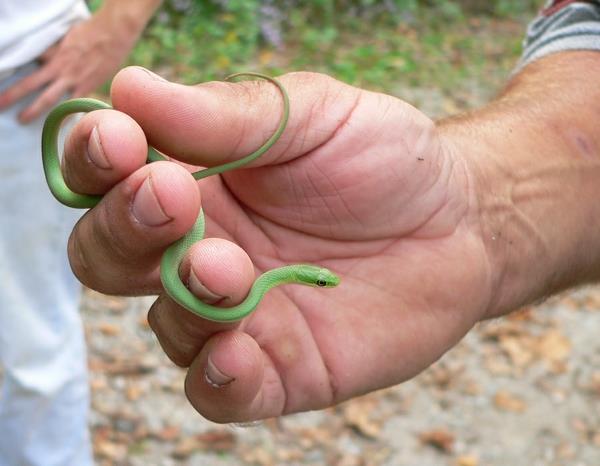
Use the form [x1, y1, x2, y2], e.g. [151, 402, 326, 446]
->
[41, 73, 340, 322]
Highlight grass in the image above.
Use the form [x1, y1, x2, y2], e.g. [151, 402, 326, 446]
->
[96, 2, 539, 112]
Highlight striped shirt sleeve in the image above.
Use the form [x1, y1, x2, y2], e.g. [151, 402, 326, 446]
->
[517, 0, 600, 69]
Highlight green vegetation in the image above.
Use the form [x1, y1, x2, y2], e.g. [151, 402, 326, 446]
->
[92, 0, 540, 106]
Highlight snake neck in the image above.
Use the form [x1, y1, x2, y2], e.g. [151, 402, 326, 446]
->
[243, 265, 306, 307]
[255, 264, 305, 287]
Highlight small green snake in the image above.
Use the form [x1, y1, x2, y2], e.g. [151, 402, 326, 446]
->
[41, 72, 340, 322]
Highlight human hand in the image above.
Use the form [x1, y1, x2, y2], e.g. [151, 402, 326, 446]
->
[61, 66, 493, 423]
[0, 1, 158, 123]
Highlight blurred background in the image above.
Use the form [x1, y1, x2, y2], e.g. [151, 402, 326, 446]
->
[90, 0, 538, 115]
[83, 1, 600, 465]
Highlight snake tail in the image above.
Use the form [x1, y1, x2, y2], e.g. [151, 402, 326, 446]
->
[41, 73, 340, 323]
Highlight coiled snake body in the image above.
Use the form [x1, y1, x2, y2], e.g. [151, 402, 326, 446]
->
[41, 73, 340, 322]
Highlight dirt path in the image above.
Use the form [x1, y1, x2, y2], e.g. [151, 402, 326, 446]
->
[84, 283, 600, 466]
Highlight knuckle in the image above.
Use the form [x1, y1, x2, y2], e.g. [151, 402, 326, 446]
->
[149, 298, 198, 368]
[67, 218, 96, 289]
[67, 208, 130, 294]
[94, 201, 133, 265]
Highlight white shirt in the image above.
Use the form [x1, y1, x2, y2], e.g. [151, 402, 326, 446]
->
[0, 0, 89, 75]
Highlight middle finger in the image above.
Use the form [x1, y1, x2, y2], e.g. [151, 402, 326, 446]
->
[67, 158, 200, 295]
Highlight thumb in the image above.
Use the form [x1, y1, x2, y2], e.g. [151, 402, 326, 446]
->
[110, 66, 360, 168]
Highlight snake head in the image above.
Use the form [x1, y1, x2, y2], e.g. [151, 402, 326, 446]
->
[296, 266, 340, 288]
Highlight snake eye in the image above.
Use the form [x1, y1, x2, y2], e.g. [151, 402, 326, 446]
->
[316, 279, 327, 287]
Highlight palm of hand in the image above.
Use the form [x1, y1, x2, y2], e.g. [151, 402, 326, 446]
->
[191, 90, 491, 419]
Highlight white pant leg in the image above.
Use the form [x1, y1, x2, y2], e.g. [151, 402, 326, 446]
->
[0, 63, 92, 466]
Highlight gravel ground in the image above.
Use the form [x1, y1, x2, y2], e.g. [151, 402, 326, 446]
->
[84, 283, 600, 466]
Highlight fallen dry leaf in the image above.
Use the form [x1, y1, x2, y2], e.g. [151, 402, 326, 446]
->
[534, 330, 571, 365]
[241, 446, 274, 466]
[196, 429, 237, 452]
[294, 426, 336, 449]
[421, 360, 465, 389]
[90, 376, 108, 392]
[95, 440, 127, 461]
[153, 425, 181, 442]
[571, 417, 588, 434]
[343, 398, 382, 439]
[580, 290, 600, 311]
[418, 428, 455, 453]
[172, 436, 200, 459]
[479, 320, 526, 341]
[275, 447, 304, 463]
[456, 455, 478, 466]
[90, 357, 157, 376]
[126, 383, 144, 401]
[335, 454, 363, 466]
[171, 429, 235, 459]
[499, 335, 533, 368]
[97, 322, 121, 336]
[461, 379, 483, 396]
[483, 354, 513, 376]
[555, 442, 576, 460]
[506, 307, 535, 322]
[494, 390, 527, 413]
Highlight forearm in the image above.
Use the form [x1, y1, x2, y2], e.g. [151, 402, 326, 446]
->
[93, 0, 162, 40]
[440, 51, 600, 318]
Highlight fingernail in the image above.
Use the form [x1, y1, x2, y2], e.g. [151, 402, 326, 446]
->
[87, 126, 112, 169]
[132, 175, 172, 226]
[188, 270, 224, 304]
[205, 355, 235, 388]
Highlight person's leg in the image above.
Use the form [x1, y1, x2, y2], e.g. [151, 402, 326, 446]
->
[0, 63, 92, 466]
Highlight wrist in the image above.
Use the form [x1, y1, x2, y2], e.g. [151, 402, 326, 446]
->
[439, 52, 600, 319]
[96, 0, 161, 37]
